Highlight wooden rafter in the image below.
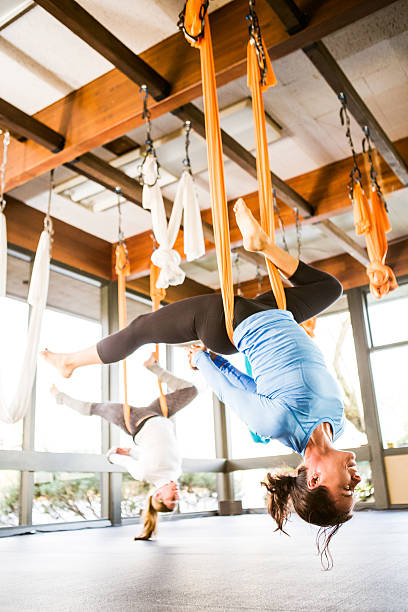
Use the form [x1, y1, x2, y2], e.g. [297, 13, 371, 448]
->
[31, 0, 372, 266]
[303, 41, 408, 185]
[264, 0, 309, 34]
[6, 0, 396, 190]
[0, 98, 65, 152]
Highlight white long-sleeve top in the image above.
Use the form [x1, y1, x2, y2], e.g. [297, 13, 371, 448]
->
[107, 417, 182, 489]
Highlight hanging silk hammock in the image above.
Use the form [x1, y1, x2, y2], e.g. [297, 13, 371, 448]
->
[339, 96, 397, 299]
[142, 154, 205, 289]
[150, 262, 168, 418]
[180, 0, 235, 341]
[0, 153, 53, 423]
[246, 8, 286, 310]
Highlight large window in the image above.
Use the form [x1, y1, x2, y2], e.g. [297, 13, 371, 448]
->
[32, 472, 101, 523]
[35, 308, 102, 453]
[313, 298, 367, 449]
[366, 282, 408, 448]
[171, 346, 216, 460]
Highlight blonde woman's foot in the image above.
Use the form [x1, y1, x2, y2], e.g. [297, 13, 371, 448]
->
[143, 353, 158, 368]
[234, 198, 270, 252]
[41, 350, 75, 378]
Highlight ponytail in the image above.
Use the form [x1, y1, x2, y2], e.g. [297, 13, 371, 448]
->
[134, 494, 173, 541]
[262, 466, 353, 569]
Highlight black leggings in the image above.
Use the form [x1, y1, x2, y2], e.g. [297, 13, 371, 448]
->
[97, 261, 342, 361]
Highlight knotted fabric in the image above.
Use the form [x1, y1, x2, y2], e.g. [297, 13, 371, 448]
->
[142, 155, 205, 289]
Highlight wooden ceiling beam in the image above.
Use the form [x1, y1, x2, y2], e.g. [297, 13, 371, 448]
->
[5, 0, 396, 190]
[127, 276, 214, 304]
[303, 41, 408, 185]
[0, 98, 65, 153]
[264, 0, 309, 35]
[32, 0, 365, 266]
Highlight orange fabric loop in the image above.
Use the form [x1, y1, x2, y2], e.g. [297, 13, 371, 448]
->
[115, 243, 132, 433]
[150, 263, 169, 418]
[184, 5, 235, 343]
[247, 38, 286, 311]
[351, 183, 397, 298]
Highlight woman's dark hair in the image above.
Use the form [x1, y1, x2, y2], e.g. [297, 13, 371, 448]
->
[262, 466, 353, 569]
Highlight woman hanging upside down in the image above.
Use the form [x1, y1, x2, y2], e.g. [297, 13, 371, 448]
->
[42, 198, 360, 567]
[50, 354, 197, 540]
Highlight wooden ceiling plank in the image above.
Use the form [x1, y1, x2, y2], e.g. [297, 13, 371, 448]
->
[303, 41, 408, 185]
[5, 0, 396, 190]
[34, 0, 170, 100]
[0, 98, 65, 152]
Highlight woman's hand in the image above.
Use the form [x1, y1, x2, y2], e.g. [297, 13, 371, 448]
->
[116, 447, 131, 456]
[185, 345, 205, 370]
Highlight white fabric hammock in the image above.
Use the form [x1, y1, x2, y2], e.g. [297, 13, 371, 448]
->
[142, 155, 205, 289]
[0, 216, 51, 423]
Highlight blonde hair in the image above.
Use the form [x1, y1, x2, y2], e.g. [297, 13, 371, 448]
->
[133, 494, 173, 541]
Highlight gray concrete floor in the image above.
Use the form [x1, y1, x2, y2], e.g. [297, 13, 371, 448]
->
[1, 510, 407, 611]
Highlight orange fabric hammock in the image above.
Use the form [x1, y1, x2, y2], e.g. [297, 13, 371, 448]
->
[247, 36, 286, 310]
[184, 2, 235, 342]
[150, 263, 169, 418]
[352, 182, 397, 298]
[115, 243, 132, 433]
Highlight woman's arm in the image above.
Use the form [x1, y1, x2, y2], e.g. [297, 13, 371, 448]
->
[211, 355, 257, 393]
[106, 447, 142, 481]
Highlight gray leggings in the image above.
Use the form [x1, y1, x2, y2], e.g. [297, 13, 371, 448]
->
[55, 363, 198, 436]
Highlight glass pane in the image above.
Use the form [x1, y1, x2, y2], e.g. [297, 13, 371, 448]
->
[355, 461, 374, 503]
[121, 474, 150, 518]
[366, 283, 408, 347]
[0, 470, 20, 526]
[35, 309, 102, 453]
[371, 346, 408, 448]
[6, 252, 30, 300]
[314, 311, 367, 449]
[178, 472, 218, 513]
[118, 342, 162, 446]
[171, 347, 216, 459]
[233, 468, 273, 510]
[0, 296, 28, 450]
[32, 472, 101, 524]
[47, 268, 101, 321]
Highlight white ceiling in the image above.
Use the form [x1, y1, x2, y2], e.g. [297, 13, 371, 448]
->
[3, 0, 408, 287]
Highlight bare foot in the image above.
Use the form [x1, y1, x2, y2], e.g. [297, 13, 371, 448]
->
[41, 350, 75, 378]
[143, 353, 157, 368]
[234, 198, 270, 252]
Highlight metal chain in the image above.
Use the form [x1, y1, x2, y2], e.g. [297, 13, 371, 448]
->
[295, 208, 302, 259]
[256, 264, 263, 295]
[183, 121, 193, 174]
[273, 188, 289, 253]
[0, 130, 10, 212]
[116, 187, 130, 270]
[116, 187, 125, 244]
[44, 170, 54, 245]
[233, 252, 243, 296]
[361, 125, 388, 212]
[338, 92, 362, 198]
[136, 85, 160, 187]
[246, 0, 268, 85]
[177, 0, 209, 43]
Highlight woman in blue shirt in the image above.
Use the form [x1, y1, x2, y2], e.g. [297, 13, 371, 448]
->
[43, 199, 360, 566]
